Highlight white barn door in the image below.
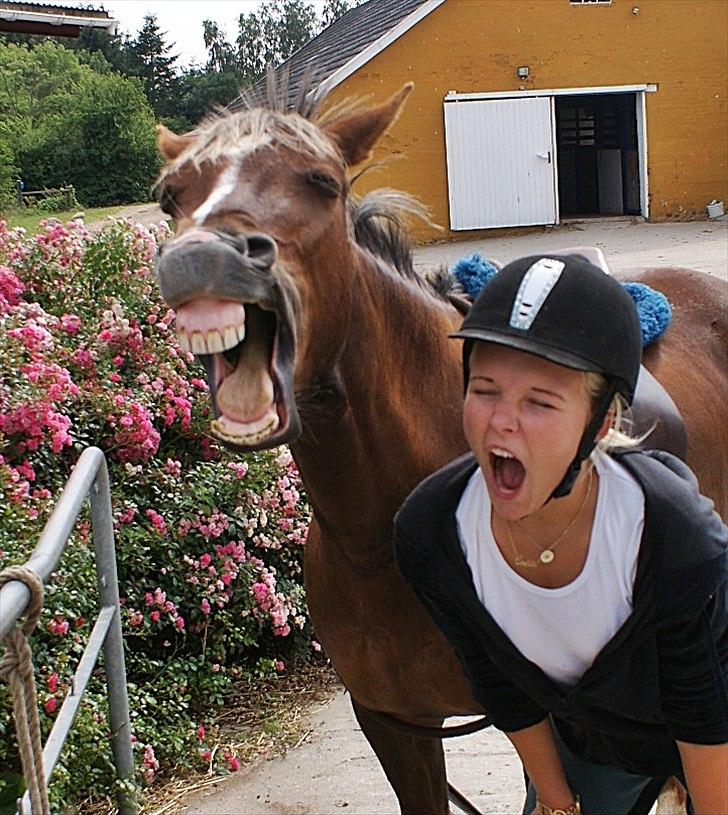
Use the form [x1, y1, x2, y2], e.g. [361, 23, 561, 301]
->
[444, 97, 557, 229]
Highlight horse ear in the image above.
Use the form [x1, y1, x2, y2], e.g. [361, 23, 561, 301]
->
[323, 83, 413, 167]
[156, 124, 195, 161]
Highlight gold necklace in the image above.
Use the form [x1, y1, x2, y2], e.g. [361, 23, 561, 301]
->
[504, 467, 594, 568]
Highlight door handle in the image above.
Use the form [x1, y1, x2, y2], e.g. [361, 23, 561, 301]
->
[536, 151, 552, 163]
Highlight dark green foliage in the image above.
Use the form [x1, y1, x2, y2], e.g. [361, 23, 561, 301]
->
[125, 15, 179, 118]
[1, 43, 159, 207]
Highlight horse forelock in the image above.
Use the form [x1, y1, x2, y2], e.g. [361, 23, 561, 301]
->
[158, 108, 344, 183]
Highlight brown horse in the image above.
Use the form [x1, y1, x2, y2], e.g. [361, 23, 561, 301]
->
[154, 85, 727, 814]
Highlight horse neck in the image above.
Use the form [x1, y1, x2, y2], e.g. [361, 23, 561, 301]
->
[292, 248, 468, 549]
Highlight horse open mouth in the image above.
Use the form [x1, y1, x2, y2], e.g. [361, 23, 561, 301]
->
[175, 297, 299, 451]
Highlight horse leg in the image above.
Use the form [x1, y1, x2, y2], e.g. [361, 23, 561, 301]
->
[351, 697, 450, 815]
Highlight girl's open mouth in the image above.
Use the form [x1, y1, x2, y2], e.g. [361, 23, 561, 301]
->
[490, 448, 526, 497]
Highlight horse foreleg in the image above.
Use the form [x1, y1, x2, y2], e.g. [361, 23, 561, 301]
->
[351, 697, 450, 815]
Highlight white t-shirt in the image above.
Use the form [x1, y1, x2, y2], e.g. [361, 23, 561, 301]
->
[455, 451, 644, 688]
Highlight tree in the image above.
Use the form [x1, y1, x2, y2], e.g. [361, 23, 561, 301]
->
[320, 0, 357, 28]
[236, 0, 317, 81]
[0, 43, 159, 206]
[127, 15, 179, 117]
[174, 68, 246, 129]
[202, 20, 237, 74]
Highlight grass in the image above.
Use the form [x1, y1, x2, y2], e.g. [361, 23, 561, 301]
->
[1, 205, 131, 234]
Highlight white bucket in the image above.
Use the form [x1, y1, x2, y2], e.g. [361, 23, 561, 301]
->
[706, 200, 724, 219]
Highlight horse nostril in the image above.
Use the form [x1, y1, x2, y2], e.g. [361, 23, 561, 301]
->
[246, 233, 277, 267]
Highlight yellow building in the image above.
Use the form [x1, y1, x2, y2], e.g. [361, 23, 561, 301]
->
[268, 0, 728, 242]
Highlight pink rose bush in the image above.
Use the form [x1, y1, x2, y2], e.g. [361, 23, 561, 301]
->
[0, 217, 316, 810]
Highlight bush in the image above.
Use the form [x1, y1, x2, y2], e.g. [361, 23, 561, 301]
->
[1, 43, 160, 208]
[0, 217, 313, 810]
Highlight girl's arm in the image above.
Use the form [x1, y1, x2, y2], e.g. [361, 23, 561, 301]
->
[677, 741, 728, 814]
[506, 718, 577, 811]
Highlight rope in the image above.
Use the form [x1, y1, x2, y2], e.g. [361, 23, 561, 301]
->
[0, 566, 50, 815]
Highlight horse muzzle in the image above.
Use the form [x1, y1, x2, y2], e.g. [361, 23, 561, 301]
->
[155, 228, 302, 452]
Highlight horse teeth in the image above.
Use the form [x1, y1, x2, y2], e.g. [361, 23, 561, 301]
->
[177, 331, 191, 352]
[206, 329, 224, 354]
[223, 325, 239, 350]
[191, 331, 208, 355]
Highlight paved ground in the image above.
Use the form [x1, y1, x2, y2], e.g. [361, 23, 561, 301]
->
[181, 691, 524, 815]
[413, 217, 728, 280]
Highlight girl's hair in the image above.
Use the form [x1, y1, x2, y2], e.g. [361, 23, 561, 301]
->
[583, 372, 647, 452]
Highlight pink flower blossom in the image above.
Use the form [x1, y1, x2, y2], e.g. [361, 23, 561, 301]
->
[60, 314, 81, 334]
[0, 265, 25, 314]
[200, 598, 211, 615]
[150, 611, 161, 623]
[165, 458, 181, 477]
[196, 725, 206, 740]
[48, 617, 69, 636]
[44, 698, 58, 715]
[201, 749, 212, 762]
[145, 509, 167, 536]
[47, 673, 60, 692]
[225, 753, 241, 772]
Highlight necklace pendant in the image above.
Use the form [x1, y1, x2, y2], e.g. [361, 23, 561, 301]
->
[539, 550, 555, 565]
[515, 556, 538, 569]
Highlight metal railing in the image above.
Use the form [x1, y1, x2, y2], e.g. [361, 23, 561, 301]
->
[0, 447, 137, 814]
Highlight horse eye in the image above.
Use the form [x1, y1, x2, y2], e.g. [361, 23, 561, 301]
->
[307, 171, 340, 198]
[159, 187, 179, 215]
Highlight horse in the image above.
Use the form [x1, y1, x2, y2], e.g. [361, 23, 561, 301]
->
[153, 83, 727, 814]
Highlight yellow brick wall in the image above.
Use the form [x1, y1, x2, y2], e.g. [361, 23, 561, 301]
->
[325, 0, 728, 242]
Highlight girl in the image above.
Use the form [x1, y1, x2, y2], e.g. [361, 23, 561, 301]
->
[394, 255, 727, 814]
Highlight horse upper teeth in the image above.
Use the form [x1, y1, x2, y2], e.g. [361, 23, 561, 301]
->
[224, 325, 239, 349]
[176, 322, 246, 355]
[206, 329, 224, 354]
[191, 331, 208, 355]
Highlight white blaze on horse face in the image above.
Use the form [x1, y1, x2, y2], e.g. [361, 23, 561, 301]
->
[191, 134, 272, 225]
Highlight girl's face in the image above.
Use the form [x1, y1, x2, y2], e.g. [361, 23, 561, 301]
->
[463, 342, 595, 521]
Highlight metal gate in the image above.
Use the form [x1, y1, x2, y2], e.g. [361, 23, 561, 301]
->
[0, 447, 137, 814]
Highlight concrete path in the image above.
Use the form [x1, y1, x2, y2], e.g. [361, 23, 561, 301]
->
[110, 207, 727, 280]
[413, 218, 728, 280]
[182, 691, 525, 815]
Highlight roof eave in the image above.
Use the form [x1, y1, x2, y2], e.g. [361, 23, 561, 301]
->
[315, 0, 446, 100]
[0, 8, 117, 33]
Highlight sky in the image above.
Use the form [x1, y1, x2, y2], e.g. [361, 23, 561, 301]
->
[60, 0, 327, 68]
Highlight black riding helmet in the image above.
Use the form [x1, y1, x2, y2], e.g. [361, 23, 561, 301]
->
[451, 254, 642, 499]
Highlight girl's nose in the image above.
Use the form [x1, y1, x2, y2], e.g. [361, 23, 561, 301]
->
[491, 400, 519, 433]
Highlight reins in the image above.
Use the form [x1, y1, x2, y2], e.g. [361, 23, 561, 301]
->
[365, 707, 492, 739]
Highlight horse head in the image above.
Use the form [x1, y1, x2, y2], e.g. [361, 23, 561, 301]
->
[155, 84, 413, 452]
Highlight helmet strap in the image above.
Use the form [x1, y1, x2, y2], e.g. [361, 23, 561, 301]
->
[549, 380, 619, 500]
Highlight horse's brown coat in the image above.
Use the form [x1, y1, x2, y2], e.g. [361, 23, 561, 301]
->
[155, 87, 727, 814]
